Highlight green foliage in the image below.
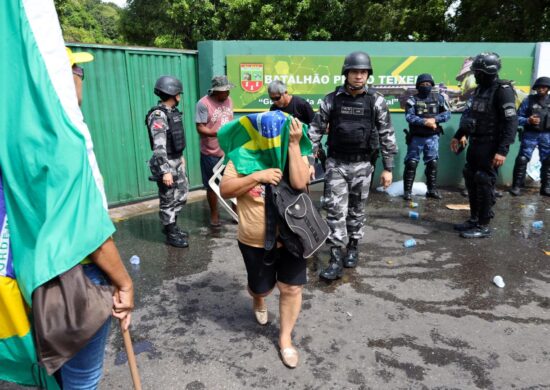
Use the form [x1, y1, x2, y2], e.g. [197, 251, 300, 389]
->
[451, 0, 550, 41]
[55, 0, 124, 44]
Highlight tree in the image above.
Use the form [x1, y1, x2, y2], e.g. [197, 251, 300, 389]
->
[55, 0, 124, 44]
[450, 0, 550, 42]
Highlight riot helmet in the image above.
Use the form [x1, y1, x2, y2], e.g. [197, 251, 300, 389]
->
[533, 76, 550, 89]
[341, 51, 373, 76]
[154, 76, 183, 97]
[415, 73, 435, 87]
[471, 53, 501, 75]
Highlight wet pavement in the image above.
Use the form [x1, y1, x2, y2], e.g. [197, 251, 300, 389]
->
[4, 184, 550, 389]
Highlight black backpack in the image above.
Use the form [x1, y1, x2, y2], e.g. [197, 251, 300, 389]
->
[265, 173, 329, 259]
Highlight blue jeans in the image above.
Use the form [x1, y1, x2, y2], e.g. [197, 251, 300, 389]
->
[519, 131, 550, 162]
[405, 135, 440, 163]
[60, 264, 111, 390]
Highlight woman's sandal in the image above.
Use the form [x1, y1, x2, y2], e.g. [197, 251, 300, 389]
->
[253, 306, 268, 325]
[279, 346, 299, 368]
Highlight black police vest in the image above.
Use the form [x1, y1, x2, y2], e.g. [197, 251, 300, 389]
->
[327, 90, 377, 157]
[410, 93, 441, 136]
[470, 81, 506, 140]
[524, 95, 550, 132]
[145, 105, 186, 157]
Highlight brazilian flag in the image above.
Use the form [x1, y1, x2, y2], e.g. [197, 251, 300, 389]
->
[218, 111, 312, 174]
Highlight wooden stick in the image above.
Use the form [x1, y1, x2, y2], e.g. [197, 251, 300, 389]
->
[120, 321, 142, 390]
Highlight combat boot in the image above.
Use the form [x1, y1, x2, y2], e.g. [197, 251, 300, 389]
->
[343, 239, 359, 268]
[425, 160, 442, 199]
[460, 224, 491, 239]
[162, 224, 188, 238]
[453, 219, 478, 232]
[540, 160, 550, 197]
[403, 160, 418, 201]
[164, 223, 189, 248]
[319, 246, 344, 281]
[509, 155, 528, 196]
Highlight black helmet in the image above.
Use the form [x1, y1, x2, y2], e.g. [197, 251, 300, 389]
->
[471, 52, 501, 75]
[341, 51, 373, 75]
[154, 76, 183, 97]
[533, 76, 550, 89]
[416, 73, 435, 87]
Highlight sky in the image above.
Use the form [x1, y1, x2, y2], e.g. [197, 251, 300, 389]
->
[104, 0, 127, 8]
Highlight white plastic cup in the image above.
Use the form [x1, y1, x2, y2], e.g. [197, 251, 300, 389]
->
[404, 239, 417, 248]
[493, 275, 505, 288]
[130, 255, 140, 265]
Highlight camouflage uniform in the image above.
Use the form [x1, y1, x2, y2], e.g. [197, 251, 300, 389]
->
[309, 86, 397, 247]
[147, 106, 188, 226]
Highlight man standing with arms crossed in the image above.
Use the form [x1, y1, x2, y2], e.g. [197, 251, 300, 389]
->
[196, 75, 235, 227]
[309, 51, 397, 281]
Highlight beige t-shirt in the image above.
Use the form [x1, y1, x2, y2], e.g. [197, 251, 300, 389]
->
[223, 161, 266, 248]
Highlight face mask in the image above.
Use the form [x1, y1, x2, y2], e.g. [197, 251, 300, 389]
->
[474, 72, 495, 86]
[417, 85, 432, 96]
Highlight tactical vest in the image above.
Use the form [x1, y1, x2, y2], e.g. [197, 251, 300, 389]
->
[524, 95, 550, 132]
[469, 81, 509, 141]
[327, 89, 378, 160]
[410, 93, 442, 137]
[145, 105, 186, 157]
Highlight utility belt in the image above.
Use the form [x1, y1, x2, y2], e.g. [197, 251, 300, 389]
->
[167, 152, 183, 160]
[328, 150, 370, 162]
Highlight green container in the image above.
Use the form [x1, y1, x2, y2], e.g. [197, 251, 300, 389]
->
[68, 43, 200, 206]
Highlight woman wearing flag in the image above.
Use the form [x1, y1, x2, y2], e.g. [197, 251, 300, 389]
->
[220, 114, 311, 368]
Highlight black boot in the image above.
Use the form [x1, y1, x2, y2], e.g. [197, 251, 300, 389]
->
[320, 246, 344, 281]
[162, 222, 188, 238]
[509, 155, 528, 196]
[343, 239, 359, 268]
[460, 224, 491, 238]
[163, 223, 189, 248]
[425, 159, 442, 199]
[403, 160, 418, 200]
[454, 218, 479, 231]
[540, 159, 550, 197]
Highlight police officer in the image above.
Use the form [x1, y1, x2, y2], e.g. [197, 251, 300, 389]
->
[403, 73, 451, 200]
[509, 76, 550, 197]
[451, 53, 518, 238]
[146, 76, 189, 247]
[309, 51, 397, 280]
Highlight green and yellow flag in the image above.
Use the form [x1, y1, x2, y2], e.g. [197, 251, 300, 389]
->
[0, 0, 114, 387]
[218, 111, 312, 174]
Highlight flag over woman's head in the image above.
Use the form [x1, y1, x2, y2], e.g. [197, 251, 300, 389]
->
[218, 110, 312, 174]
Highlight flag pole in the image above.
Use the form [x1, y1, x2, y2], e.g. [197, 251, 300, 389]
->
[120, 322, 142, 390]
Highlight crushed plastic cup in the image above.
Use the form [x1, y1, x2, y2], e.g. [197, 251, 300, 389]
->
[129, 255, 140, 265]
[493, 275, 505, 288]
[408, 211, 419, 220]
[403, 239, 417, 248]
[532, 220, 544, 229]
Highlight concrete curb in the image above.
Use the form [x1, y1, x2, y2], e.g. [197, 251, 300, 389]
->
[108, 190, 206, 221]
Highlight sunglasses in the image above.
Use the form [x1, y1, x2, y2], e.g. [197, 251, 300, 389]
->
[270, 95, 282, 102]
[72, 65, 84, 80]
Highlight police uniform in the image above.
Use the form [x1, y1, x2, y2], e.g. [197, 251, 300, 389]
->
[146, 104, 189, 229]
[404, 91, 451, 199]
[309, 85, 397, 264]
[454, 79, 518, 237]
[510, 90, 550, 196]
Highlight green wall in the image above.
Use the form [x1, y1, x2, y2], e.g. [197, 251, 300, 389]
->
[68, 43, 201, 206]
[198, 40, 538, 186]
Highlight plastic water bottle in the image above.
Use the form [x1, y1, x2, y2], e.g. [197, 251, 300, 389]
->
[403, 239, 416, 248]
[129, 255, 140, 265]
[493, 275, 505, 288]
[408, 211, 419, 220]
[532, 220, 543, 229]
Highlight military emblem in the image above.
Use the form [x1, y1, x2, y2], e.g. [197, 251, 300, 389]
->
[240, 63, 264, 93]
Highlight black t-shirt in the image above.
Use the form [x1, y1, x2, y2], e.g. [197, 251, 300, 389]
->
[270, 96, 315, 125]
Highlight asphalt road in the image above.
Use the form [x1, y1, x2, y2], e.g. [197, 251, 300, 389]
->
[3, 184, 550, 389]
